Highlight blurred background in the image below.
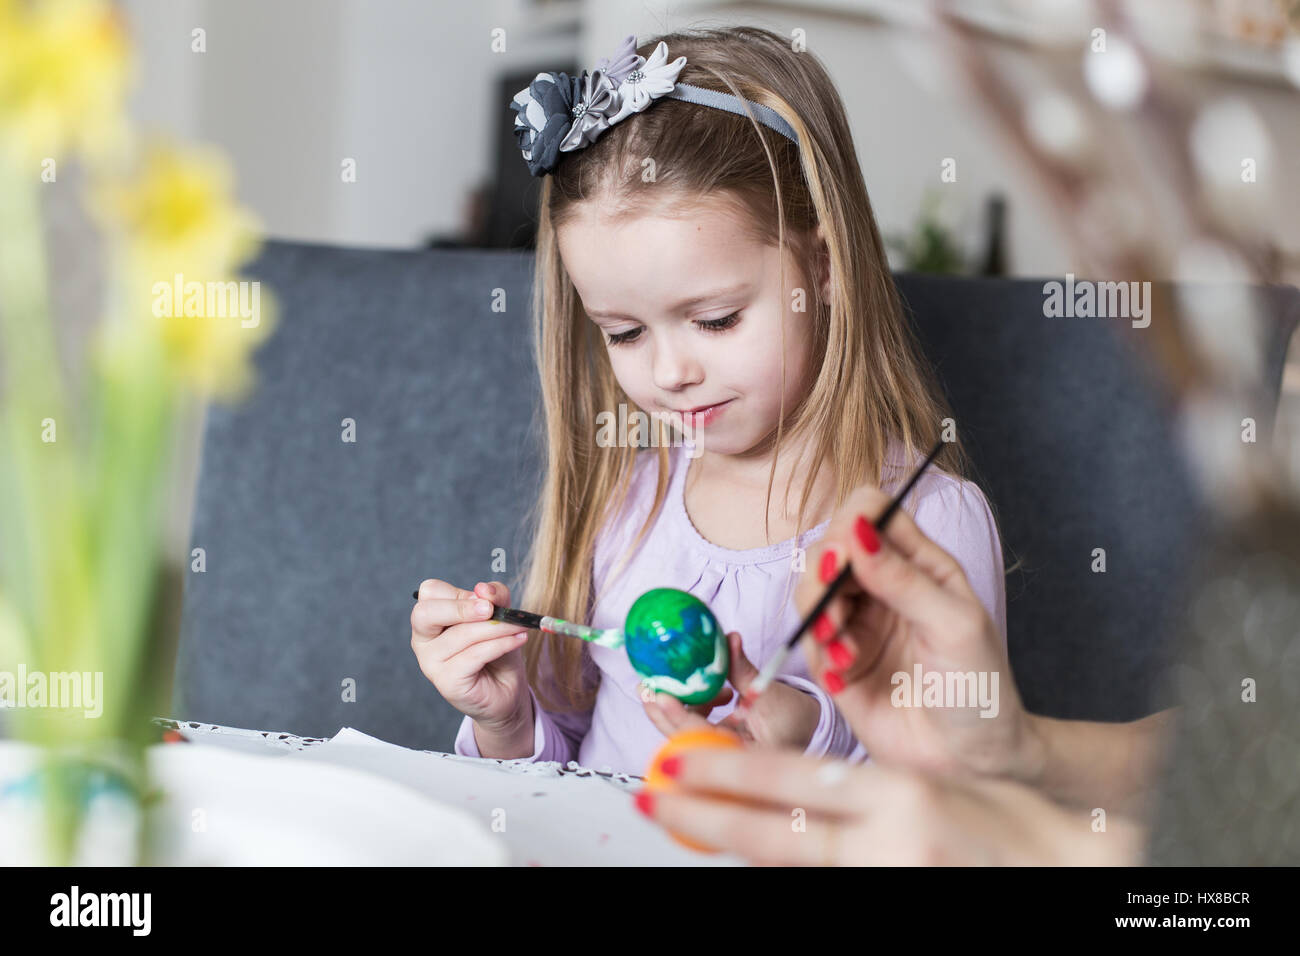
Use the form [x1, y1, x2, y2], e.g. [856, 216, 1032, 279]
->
[4, 0, 1296, 866]
[46, 0, 1300, 572]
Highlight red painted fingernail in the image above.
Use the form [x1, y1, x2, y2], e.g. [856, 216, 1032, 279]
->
[659, 756, 682, 779]
[854, 516, 880, 554]
[818, 549, 838, 584]
[634, 791, 655, 817]
[827, 639, 855, 669]
[824, 670, 845, 695]
[813, 613, 835, 644]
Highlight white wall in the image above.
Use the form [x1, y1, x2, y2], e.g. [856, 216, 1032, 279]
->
[119, 0, 1299, 273]
[105, 0, 1299, 562]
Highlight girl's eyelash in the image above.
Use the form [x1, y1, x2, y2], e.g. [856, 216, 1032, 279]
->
[698, 312, 741, 333]
[605, 312, 741, 347]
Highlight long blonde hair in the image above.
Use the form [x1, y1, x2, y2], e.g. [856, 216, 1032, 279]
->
[516, 26, 971, 712]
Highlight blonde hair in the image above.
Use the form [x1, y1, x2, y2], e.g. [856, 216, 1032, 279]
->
[515, 26, 973, 713]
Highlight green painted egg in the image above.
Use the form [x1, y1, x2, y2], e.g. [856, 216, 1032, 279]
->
[624, 588, 729, 706]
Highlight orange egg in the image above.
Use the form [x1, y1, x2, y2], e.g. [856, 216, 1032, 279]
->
[643, 727, 745, 853]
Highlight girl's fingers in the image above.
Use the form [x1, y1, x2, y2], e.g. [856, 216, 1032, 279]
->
[425, 614, 523, 664]
[475, 581, 512, 606]
[644, 789, 848, 866]
[412, 586, 497, 647]
[416, 579, 476, 603]
[643, 699, 676, 737]
[726, 632, 759, 689]
[444, 630, 528, 674]
[645, 694, 713, 736]
[687, 685, 733, 717]
[417, 595, 498, 631]
[718, 713, 756, 742]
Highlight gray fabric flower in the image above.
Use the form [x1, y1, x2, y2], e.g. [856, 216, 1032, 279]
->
[509, 37, 690, 175]
[558, 69, 620, 153]
[509, 70, 581, 177]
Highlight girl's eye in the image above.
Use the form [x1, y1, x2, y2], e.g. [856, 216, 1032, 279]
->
[605, 326, 643, 346]
[696, 312, 741, 333]
[603, 312, 741, 347]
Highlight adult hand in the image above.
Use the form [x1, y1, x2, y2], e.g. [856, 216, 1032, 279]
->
[796, 486, 1040, 782]
[634, 745, 1145, 866]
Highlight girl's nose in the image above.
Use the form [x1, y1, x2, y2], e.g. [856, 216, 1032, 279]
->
[651, 336, 702, 392]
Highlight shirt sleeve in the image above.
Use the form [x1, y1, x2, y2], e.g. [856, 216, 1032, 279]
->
[843, 472, 1008, 764]
[453, 686, 592, 763]
[453, 643, 597, 763]
[909, 473, 1007, 647]
[774, 674, 861, 759]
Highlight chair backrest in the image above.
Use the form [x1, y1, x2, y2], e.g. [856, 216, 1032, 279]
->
[898, 274, 1295, 721]
[174, 240, 1298, 748]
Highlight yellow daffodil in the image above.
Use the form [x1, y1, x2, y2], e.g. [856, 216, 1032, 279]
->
[0, 1, 280, 865]
[0, 0, 134, 171]
[89, 137, 277, 402]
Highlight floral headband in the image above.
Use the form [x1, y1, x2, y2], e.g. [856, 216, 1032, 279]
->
[509, 34, 800, 177]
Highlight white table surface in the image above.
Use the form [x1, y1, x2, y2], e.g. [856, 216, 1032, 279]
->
[151, 717, 744, 866]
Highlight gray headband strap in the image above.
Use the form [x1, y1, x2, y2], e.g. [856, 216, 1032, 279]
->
[665, 82, 799, 145]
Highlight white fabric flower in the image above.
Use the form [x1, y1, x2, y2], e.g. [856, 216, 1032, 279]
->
[606, 41, 688, 125]
[594, 34, 644, 87]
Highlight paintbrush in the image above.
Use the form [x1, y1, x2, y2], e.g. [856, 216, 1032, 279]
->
[410, 590, 625, 648]
[741, 438, 947, 703]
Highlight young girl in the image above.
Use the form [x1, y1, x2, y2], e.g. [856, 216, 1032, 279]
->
[411, 27, 1006, 775]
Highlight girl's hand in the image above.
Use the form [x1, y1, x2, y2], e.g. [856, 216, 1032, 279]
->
[410, 579, 532, 737]
[642, 632, 821, 750]
[635, 746, 1145, 866]
[797, 486, 1039, 782]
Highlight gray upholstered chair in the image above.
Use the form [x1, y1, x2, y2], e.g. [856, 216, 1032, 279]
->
[173, 240, 1298, 750]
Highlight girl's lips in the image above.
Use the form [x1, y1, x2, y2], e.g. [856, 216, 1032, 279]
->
[677, 399, 732, 427]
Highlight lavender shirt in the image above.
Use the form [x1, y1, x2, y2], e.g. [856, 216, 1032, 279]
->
[455, 440, 1007, 775]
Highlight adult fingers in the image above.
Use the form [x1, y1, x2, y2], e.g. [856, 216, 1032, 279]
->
[805, 592, 894, 672]
[644, 789, 849, 865]
[663, 746, 875, 817]
[795, 561, 880, 683]
[843, 485, 975, 601]
[842, 517, 971, 643]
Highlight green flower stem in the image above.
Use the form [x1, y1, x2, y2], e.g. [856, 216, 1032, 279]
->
[1, 152, 171, 864]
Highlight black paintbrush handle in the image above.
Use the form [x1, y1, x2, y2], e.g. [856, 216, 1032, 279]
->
[491, 606, 543, 630]
[410, 590, 544, 630]
[782, 438, 946, 652]
[784, 563, 854, 652]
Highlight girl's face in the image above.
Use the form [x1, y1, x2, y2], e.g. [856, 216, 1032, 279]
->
[557, 195, 826, 461]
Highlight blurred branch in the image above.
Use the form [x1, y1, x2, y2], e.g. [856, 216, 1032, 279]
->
[930, 0, 1297, 503]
